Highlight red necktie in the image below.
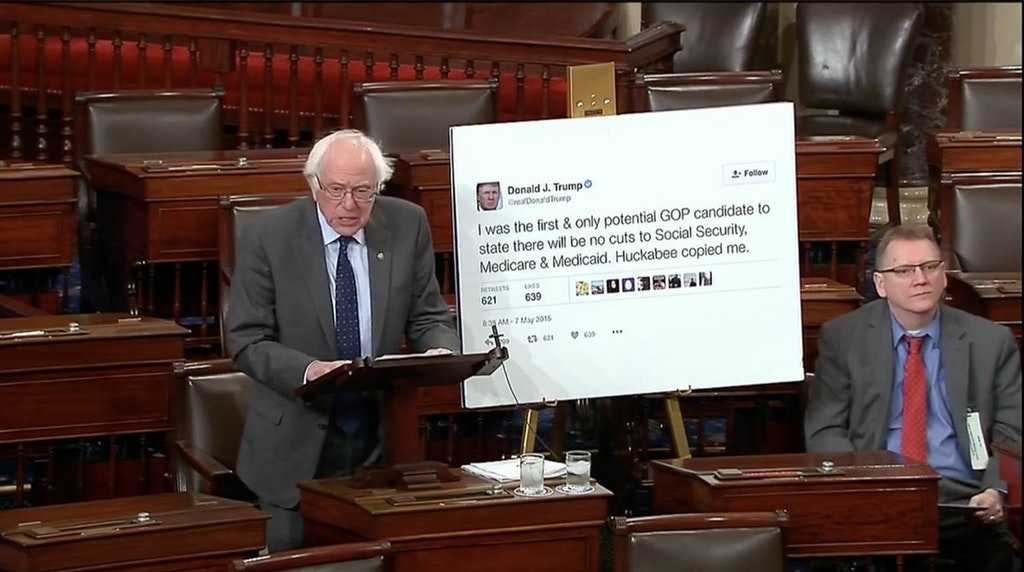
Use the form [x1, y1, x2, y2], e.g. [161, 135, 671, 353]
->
[901, 336, 928, 463]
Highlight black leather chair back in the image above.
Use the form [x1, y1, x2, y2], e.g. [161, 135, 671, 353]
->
[612, 512, 788, 572]
[797, 3, 923, 115]
[354, 80, 497, 154]
[643, 3, 766, 73]
[951, 183, 1022, 272]
[185, 370, 252, 472]
[637, 70, 782, 112]
[75, 88, 224, 158]
[961, 78, 1023, 131]
[630, 528, 785, 572]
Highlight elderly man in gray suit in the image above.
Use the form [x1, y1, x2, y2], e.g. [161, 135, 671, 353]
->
[805, 224, 1021, 572]
[227, 129, 459, 552]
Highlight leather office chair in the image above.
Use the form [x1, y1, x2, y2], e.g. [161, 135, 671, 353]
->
[945, 66, 1022, 130]
[945, 183, 1022, 273]
[642, 3, 767, 72]
[611, 512, 789, 572]
[218, 194, 307, 355]
[796, 3, 924, 226]
[230, 540, 391, 572]
[173, 358, 255, 500]
[352, 80, 498, 154]
[633, 69, 783, 113]
[73, 88, 225, 312]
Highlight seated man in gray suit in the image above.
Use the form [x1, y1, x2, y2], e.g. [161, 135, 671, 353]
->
[805, 224, 1021, 572]
[227, 129, 459, 552]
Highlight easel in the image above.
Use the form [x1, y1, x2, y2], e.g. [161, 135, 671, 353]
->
[518, 393, 693, 459]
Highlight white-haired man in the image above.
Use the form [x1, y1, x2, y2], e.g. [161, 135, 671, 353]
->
[228, 130, 459, 551]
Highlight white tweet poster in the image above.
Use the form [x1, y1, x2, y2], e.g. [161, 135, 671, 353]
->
[452, 102, 803, 408]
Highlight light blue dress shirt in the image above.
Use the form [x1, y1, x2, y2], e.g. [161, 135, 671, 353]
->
[885, 310, 975, 481]
[316, 207, 373, 358]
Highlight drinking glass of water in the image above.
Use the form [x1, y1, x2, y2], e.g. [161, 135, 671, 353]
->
[515, 453, 548, 496]
[558, 450, 594, 494]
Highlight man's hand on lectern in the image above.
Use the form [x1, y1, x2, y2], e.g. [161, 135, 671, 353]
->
[305, 359, 350, 382]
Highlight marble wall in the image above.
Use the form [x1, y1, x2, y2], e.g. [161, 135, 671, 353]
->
[901, 4, 954, 184]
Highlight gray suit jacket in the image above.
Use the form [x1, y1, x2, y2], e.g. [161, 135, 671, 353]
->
[227, 196, 459, 508]
[805, 299, 1022, 501]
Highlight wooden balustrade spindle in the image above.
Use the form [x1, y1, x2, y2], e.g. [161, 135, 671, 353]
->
[112, 32, 123, 89]
[490, 61, 500, 82]
[830, 241, 839, 281]
[162, 36, 173, 88]
[339, 51, 350, 129]
[465, 59, 475, 79]
[86, 30, 97, 90]
[364, 51, 375, 82]
[146, 262, 156, 315]
[46, 442, 56, 502]
[541, 65, 551, 119]
[35, 27, 48, 162]
[9, 24, 21, 159]
[15, 443, 25, 506]
[172, 262, 181, 322]
[414, 55, 424, 80]
[313, 48, 324, 139]
[440, 56, 449, 79]
[288, 46, 299, 147]
[106, 435, 116, 498]
[263, 44, 274, 148]
[199, 261, 209, 340]
[515, 63, 525, 121]
[389, 53, 399, 80]
[61, 28, 73, 163]
[136, 34, 147, 88]
[237, 46, 250, 149]
[188, 38, 199, 87]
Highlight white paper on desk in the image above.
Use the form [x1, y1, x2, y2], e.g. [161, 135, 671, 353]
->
[374, 348, 454, 361]
[461, 458, 567, 483]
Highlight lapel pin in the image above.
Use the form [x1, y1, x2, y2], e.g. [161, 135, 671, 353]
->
[376, 251, 385, 260]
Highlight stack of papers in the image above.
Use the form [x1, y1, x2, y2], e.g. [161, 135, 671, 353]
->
[461, 458, 567, 483]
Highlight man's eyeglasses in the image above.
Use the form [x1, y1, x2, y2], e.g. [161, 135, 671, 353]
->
[875, 259, 944, 279]
[315, 175, 379, 203]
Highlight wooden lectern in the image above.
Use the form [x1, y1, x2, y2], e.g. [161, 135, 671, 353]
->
[651, 451, 939, 560]
[295, 346, 508, 465]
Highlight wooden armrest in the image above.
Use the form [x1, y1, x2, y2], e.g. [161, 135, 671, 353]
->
[173, 358, 236, 378]
[624, 22, 685, 68]
[175, 440, 233, 481]
[610, 511, 790, 536]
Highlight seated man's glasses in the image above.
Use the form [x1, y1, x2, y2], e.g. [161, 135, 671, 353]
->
[315, 175, 379, 203]
[876, 259, 944, 279]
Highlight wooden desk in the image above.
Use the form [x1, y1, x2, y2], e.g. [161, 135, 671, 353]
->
[391, 139, 884, 292]
[0, 163, 79, 312]
[795, 136, 884, 290]
[926, 129, 1022, 265]
[0, 313, 187, 506]
[651, 451, 939, 559]
[0, 493, 266, 572]
[801, 277, 862, 372]
[944, 271, 1022, 345]
[299, 474, 611, 572]
[84, 149, 309, 350]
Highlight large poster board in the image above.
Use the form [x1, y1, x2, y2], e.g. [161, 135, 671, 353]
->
[451, 103, 803, 408]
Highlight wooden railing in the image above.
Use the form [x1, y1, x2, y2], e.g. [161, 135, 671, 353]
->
[0, 2, 681, 162]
